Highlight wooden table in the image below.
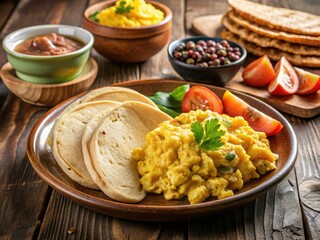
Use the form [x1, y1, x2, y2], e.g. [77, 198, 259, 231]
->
[0, 0, 319, 239]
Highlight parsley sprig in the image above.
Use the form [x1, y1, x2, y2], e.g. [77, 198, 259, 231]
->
[115, 1, 134, 14]
[89, 11, 100, 22]
[191, 118, 225, 151]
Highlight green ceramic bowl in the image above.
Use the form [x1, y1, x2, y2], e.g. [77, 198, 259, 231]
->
[2, 25, 94, 84]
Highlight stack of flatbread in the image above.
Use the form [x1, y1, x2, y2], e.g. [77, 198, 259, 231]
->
[51, 86, 172, 203]
[221, 0, 320, 67]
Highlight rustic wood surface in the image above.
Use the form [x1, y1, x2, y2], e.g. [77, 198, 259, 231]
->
[0, 0, 319, 239]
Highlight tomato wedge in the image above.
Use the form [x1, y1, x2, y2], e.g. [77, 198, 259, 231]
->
[181, 86, 223, 114]
[295, 67, 320, 95]
[268, 56, 299, 95]
[242, 55, 276, 87]
[222, 90, 283, 136]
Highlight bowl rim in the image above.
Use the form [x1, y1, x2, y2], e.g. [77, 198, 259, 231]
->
[167, 36, 247, 70]
[2, 24, 94, 60]
[83, 0, 172, 31]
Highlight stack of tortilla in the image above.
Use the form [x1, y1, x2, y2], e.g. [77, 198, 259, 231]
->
[51, 86, 172, 203]
[221, 0, 320, 67]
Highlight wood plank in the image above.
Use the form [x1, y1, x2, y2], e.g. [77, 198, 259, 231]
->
[0, 1, 18, 30]
[289, 115, 320, 240]
[0, 0, 19, 66]
[0, 0, 19, 107]
[38, 191, 186, 239]
[0, 0, 89, 238]
[0, 101, 50, 238]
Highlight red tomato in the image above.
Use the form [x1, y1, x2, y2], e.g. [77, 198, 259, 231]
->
[295, 67, 320, 95]
[222, 90, 283, 136]
[181, 86, 223, 114]
[268, 56, 299, 95]
[242, 55, 276, 87]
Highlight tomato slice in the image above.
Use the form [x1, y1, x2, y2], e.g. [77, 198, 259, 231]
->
[268, 56, 299, 95]
[222, 90, 283, 136]
[242, 55, 276, 87]
[181, 86, 223, 114]
[295, 67, 320, 95]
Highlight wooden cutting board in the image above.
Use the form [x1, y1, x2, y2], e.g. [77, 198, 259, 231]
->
[192, 15, 320, 118]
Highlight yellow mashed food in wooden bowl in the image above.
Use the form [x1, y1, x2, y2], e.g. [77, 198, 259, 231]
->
[132, 110, 278, 204]
[94, 0, 164, 27]
[83, 0, 172, 62]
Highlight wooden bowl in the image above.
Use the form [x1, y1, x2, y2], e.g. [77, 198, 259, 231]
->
[83, 0, 172, 63]
[0, 57, 98, 106]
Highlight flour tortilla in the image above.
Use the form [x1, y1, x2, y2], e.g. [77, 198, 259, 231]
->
[228, 10, 320, 47]
[222, 12, 320, 56]
[89, 101, 172, 203]
[53, 100, 120, 189]
[64, 86, 157, 114]
[81, 110, 112, 191]
[228, 0, 320, 36]
[221, 29, 320, 67]
[48, 86, 157, 148]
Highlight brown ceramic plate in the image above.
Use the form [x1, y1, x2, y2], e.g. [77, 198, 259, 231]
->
[27, 79, 297, 222]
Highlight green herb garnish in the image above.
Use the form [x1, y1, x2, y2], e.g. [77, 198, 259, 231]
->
[149, 84, 190, 118]
[89, 11, 100, 22]
[115, 1, 134, 14]
[225, 152, 236, 161]
[191, 118, 225, 151]
[217, 166, 234, 174]
[222, 119, 232, 128]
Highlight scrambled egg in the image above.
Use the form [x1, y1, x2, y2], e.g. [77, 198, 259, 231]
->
[132, 110, 278, 204]
[97, 0, 165, 27]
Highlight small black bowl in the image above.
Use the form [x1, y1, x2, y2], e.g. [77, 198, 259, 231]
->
[167, 36, 247, 86]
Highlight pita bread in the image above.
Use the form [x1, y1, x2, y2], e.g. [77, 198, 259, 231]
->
[228, 11, 320, 46]
[53, 100, 120, 189]
[222, 12, 320, 56]
[221, 29, 320, 67]
[228, 0, 320, 36]
[89, 101, 172, 203]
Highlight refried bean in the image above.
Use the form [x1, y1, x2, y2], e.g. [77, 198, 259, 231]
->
[14, 33, 84, 56]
